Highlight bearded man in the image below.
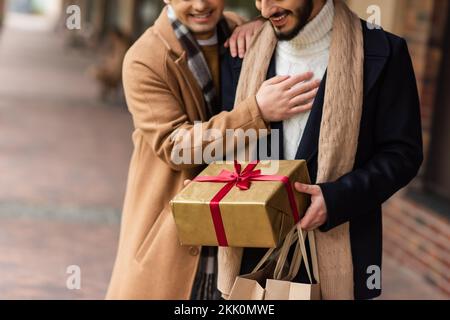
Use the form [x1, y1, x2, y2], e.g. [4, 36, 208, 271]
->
[219, 0, 423, 300]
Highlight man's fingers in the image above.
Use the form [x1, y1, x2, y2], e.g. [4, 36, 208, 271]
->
[266, 75, 291, 85]
[300, 207, 316, 230]
[289, 88, 318, 107]
[303, 223, 321, 231]
[300, 201, 324, 231]
[224, 39, 229, 48]
[295, 182, 319, 195]
[289, 79, 321, 97]
[279, 72, 314, 89]
[229, 33, 238, 57]
[238, 35, 246, 58]
[288, 103, 314, 116]
[296, 184, 327, 231]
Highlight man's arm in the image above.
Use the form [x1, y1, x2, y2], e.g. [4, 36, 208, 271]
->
[318, 38, 424, 231]
[123, 54, 267, 172]
[124, 52, 317, 172]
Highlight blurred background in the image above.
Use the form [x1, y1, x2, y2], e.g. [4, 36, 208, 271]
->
[0, 0, 448, 300]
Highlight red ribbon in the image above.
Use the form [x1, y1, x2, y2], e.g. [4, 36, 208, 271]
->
[194, 161, 300, 247]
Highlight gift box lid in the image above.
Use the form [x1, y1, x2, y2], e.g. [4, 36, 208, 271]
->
[171, 161, 311, 217]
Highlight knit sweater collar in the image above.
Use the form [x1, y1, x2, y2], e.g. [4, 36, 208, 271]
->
[278, 0, 334, 55]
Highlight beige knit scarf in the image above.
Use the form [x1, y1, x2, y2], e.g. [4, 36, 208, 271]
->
[217, 0, 364, 300]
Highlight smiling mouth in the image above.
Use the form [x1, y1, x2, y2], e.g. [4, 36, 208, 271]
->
[270, 10, 290, 27]
[190, 11, 213, 20]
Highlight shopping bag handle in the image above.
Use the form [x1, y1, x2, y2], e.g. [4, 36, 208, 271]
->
[274, 226, 312, 283]
[273, 226, 299, 280]
[274, 227, 320, 284]
[251, 227, 297, 274]
[292, 227, 313, 283]
[308, 230, 321, 283]
[250, 226, 320, 285]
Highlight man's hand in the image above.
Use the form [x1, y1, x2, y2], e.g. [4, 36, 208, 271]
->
[256, 73, 320, 122]
[225, 18, 265, 58]
[295, 183, 328, 231]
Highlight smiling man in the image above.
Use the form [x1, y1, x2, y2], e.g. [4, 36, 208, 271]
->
[106, 0, 320, 300]
[219, 0, 424, 300]
[267, 0, 315, 40]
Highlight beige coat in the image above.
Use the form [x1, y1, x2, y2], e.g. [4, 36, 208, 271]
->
[106, 8, 268, 300]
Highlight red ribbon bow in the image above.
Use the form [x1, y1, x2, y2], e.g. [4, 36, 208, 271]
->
[194, 161, 300, 247]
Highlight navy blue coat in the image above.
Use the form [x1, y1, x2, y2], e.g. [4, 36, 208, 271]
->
[220, 22, 424, 300]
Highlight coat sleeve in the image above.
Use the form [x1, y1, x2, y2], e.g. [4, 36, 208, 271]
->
[318, 38, 424, 232]
[123, 51, 268, 172]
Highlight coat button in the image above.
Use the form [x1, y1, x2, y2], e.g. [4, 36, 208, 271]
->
[189, 247, 200, 257]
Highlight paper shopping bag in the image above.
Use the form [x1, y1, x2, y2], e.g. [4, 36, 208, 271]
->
[265, 280, 321, 300]
[228, 260, 275, 300]
[229, 227, 298, 300]
[265, 228, 321, 300]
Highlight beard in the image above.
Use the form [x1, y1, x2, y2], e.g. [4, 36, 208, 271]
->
[274, 0, 314, 41]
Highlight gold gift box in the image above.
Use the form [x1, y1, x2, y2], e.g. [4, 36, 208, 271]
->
[170, 161, 311, 248]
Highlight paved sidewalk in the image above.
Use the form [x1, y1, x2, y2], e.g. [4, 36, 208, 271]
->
[0, 217, 119, 300]
[0, 15, 132, 299]
[0, 14, 133, 210]
[0, 14, 446, 301]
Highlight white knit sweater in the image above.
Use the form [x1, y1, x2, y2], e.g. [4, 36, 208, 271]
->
[277, 0, 334, 160]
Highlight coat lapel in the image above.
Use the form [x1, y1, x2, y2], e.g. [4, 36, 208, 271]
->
[154, 7, 207, 120]
[362, 21, 391, 97]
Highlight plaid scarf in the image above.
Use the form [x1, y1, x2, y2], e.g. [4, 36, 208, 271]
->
[167, 6, 230, 300]
[190, 247, 222, 300]
[167, 5, 229, 117]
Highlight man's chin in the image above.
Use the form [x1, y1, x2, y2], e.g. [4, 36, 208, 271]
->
[190, 25, 216, 37]
[275, 28, 300, 41]
[273, 22, 306, 41]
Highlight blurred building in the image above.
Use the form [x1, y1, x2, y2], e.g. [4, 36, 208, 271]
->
[59, 0, 257, 45]
[350, 0, 450, 297]
[0, 0, 5, 27]
[57, 0, 449, 297]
